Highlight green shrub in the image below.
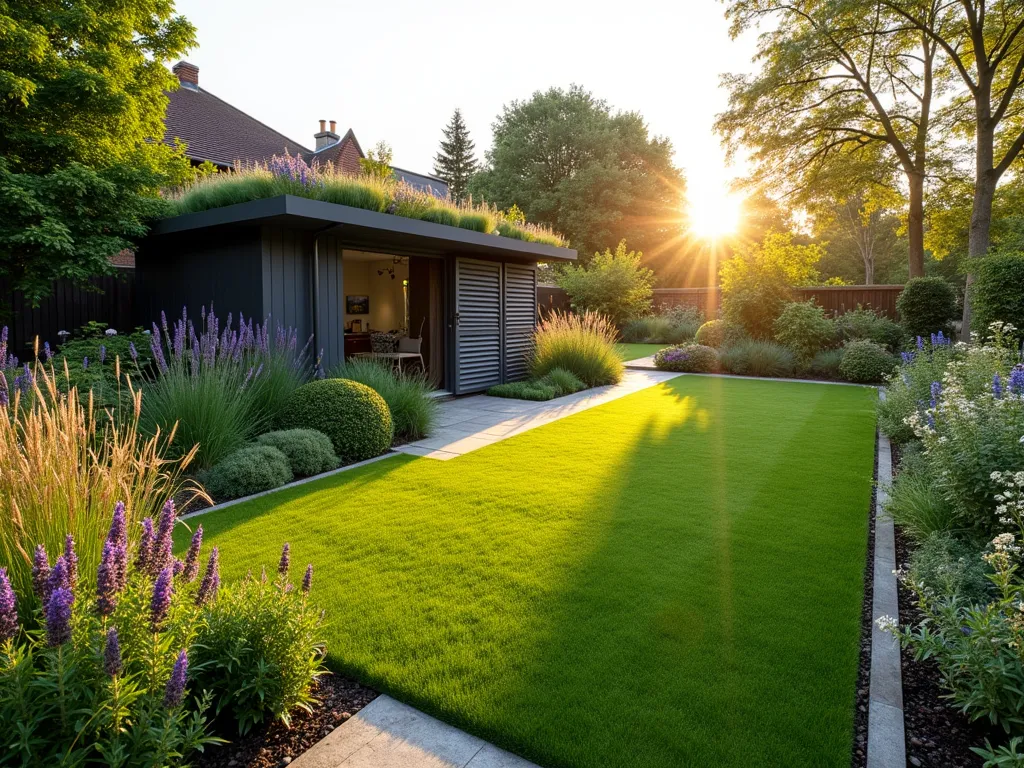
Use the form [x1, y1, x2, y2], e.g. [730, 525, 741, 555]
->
[809, 348, 844, 379]
[255, 429, 339, 478]
[200, 445, 294, 501]
[487, 380, 558, 401]
[718, 340, 796, 378]
[330, 358, 436, 441]
[835, 307, 905, 352]
[654, 343, 718, 373]
[531, 311, 623, 387]
[51, 322, 154, 414]
[971, 252, 1024, 343]
[773, 301, 836, 361]
[544, 367, 587, 395]
[896, 277, 958, 337]
[694, 319, 746, 348]
[621, 307, 702, 345]
[876, 337, 962, 443]
[555, 240, 654, 326]
[885, 452, 959, 542]
[279, 378, 393, 462]
[906, 533, 992, 606]
[838, 340, 895, 383]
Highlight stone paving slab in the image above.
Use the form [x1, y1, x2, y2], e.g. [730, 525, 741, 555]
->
[291, 695, 538, 768]
[394, 369, 682, 460]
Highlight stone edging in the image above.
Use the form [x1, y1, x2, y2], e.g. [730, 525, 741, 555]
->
[179, 452, 397, 521]
[867, 389, 906, 768]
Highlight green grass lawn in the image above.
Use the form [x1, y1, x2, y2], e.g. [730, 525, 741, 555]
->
[179, 377, 876, 768]
[615, 342, 667, 361]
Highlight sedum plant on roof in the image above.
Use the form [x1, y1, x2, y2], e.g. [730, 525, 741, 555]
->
[166, 153, 566, 247]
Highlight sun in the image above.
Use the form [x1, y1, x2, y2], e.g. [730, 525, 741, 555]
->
[688, 192, 744, 240]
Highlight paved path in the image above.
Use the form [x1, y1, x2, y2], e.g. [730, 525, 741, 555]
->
[291, 695, 538, 768]
[394, 369, 682, 460]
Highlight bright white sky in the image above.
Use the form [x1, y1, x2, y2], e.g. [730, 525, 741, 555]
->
[173, 0, 760, 229]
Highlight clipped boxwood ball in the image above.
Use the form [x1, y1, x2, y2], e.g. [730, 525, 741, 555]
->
[279, 378, 393, 463]
[694, 319, 745, 348]
[839, 340, 896, 383]
[256, 429, 339, 477]
[200, 445, 294, 501]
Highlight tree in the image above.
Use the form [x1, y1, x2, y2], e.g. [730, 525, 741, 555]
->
[0, 0, 196, 304]
[717, 0, 941, 279]
[433, 109, 478, 204]
[875, 0, 1024, 338]
[359, 141, 394, 182]
[810, 186, 903, 284]
[469, 85, 686, 265]
[554, 241, 654, 326]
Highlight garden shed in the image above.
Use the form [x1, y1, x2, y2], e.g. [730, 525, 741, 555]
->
[138, 195, 577, 394]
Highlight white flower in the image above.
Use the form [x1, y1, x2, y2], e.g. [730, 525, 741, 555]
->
[104, 328, 117, 336]
[876, 615, 899, 633]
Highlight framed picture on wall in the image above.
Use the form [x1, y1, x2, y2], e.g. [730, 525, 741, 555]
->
[346, 295, 369, 314]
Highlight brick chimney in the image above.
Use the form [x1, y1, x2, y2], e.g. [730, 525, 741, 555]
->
[172, 61, 199, 90]
[314, 119, 340, 150]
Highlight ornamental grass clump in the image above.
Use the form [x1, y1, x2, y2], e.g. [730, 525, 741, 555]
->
[531, 311, 623, 387]
[330, 358, 437, 441]
[0, 504, 327, 762]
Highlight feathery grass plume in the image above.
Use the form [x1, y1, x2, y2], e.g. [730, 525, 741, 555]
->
[531, 311, 623, 387]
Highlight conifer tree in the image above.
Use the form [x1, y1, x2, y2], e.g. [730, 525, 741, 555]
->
[433, 109, 478, 204]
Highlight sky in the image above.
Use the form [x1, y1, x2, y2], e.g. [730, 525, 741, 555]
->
[173, 0, 760, 224]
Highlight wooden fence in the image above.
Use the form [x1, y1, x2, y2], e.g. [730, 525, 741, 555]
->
[539, 285, 905, 321]
[0, 270, 137, 357]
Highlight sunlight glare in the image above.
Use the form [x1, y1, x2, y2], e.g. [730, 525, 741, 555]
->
[688, 191, 744, 240]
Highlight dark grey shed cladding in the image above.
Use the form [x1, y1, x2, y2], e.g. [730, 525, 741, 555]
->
[502, 263, 537, 382]
[454, 259, 503, 393]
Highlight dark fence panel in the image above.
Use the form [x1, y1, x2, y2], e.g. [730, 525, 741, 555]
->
[539, 284, 905, 321]
[1, 270, 136, 356]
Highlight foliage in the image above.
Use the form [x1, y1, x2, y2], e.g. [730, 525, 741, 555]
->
[839, 340, 896, 383]
[809, 348, 845, 379]
[621, 306, 703, 345]
[530, 311, 623, 387]
[140, 308, 312, 470]
[487, 380, 559, 401]
[906, 532, 992, 607]
[718, 340, 796, 378]
[896, 277, 958, 338]
[654, 343, 718, 373]
[191, 563, 327, 734]
[200, 445, 294, 501]
[467, 84, 686, 259]
[694, 319, 746, 348]
[169, 153, 564, 247]
[329, 358, 437, 442]
[0, 1, 196, 303]
[877, 335, 960, 443]
[834, 307, 905, 352]
[543, 367, 587, 396]
[0, 359, 201, 614]
[279, 379, 393, 463]
[554, 241, 654, 326]
[433, 109, 478, 204]
[973, 254, 1024, 343]
[773, 301, 836, 362]
[885, 450, 960, 543]
[256, 430, 339, 478]
[720, 232, 826, 338]
[359, 140, 395, 182]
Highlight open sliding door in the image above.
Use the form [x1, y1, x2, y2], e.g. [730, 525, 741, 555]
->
[454, 259, 502, 394]
[502, 263, 537, 382]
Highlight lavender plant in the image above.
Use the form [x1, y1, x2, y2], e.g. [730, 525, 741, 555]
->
[0, 503, 325, 763]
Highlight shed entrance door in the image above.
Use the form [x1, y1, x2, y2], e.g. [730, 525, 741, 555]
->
[502, 263, 537, 382]
[454, 259, 503, 394]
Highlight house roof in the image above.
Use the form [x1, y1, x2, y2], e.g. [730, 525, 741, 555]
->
[150, 195, 576, 263]
[164, 83, 311, 168]
[392, 166, 449, 197]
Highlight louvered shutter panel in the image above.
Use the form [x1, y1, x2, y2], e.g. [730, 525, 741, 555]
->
[454, 259, 502, 393]
[503, 263, 536, 382]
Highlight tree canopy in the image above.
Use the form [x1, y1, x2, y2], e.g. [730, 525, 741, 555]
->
[433, 109, 478, 204]
[469, 85, 686, 263]
[0, 0, 195, 304]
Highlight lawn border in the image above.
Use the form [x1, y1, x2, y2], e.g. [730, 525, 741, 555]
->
[179, 452, 398, 521]
[866, 389, 906, 768]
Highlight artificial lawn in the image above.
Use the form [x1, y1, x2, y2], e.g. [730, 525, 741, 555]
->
[615, 342, 666, 361]
[178, 376, 877, 768]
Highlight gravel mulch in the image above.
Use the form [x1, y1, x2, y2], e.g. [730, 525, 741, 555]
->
[196, 674, 378, 768]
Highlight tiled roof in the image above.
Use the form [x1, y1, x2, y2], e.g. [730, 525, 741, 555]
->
[165, 84, 311, 168]
[393, 166, 449, 198]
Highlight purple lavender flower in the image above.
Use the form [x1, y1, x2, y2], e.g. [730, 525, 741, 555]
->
[136, 517, 154, 573]
[46, 556, 71, 603]
[901, 351, 914, 364]
[104, 627, 122, 677]
[45, 587, 73, 646]
[99, 345, 106, 365]
[302, 564, 313, 594]
[993, 373, 1004, 399]
[96, 540, 121, 616]
[43, 341, 52, 361]
[278, 543, 290, 578]
[31, 544, 50, 602]
[108, 502, 127, 549]
[0, 567, 18, 642]
[150, 567, 173, 630]
[930, 381, 942, 408]
[149, 327, 168, 374]
[82, 357, 88, 370]
[128, 341, 138, 363]
[1010, 364, 1024, 396]
[63, 535, 78, 590]
[172, 557, 184, 577]
[196, 548, 220, 606]
[164, 649, 188, 708]
[182, 526, 202, 583]
[150, 500, 176, 577]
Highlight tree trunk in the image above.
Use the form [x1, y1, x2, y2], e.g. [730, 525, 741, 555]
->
[961, 114, 997, 340]
[863, 252, 875, 285]
[906, 171, 925, 278]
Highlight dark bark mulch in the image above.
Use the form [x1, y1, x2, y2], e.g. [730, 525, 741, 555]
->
[196, 674, 378, 768]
